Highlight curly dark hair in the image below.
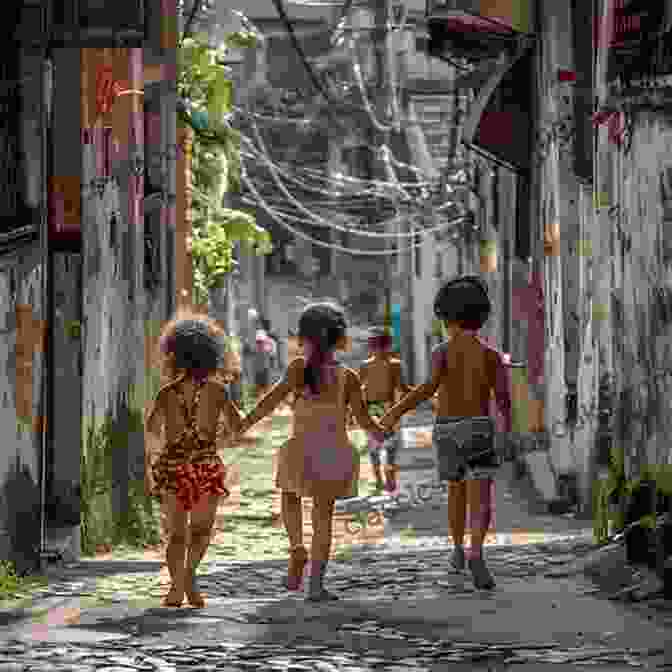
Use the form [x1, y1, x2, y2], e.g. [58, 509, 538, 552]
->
[433, 275, 492, 331]
[158, 310, 228, 384]
[297, 302, 347, 396]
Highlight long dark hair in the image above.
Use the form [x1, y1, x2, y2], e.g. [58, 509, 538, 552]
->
[433, 275, 492, 331]
[297, 302, 347, 396]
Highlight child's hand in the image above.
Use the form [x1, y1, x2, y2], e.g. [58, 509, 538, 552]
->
[237, 417, 250, 437]
[379, 415, 397, 434]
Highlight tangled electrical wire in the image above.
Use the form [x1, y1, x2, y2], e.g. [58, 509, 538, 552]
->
[189, 1, 485, 256]
[233, 110, 476, 252]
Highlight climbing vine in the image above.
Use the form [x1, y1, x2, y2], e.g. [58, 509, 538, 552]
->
[178, 31, 272, 306]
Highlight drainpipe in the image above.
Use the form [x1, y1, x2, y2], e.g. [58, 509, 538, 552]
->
[500, 169, 513, 358]
[39, 51, 60, 570]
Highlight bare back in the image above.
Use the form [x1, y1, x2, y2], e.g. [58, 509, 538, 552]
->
[436, 332, 496, 417]
[150, 376, 234, 444]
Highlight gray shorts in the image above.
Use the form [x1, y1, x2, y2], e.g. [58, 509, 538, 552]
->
[433, 416, 500, 482]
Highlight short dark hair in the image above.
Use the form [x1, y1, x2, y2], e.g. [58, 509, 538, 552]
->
[433, 275, 491, 331]
[368, 326, 392, 352]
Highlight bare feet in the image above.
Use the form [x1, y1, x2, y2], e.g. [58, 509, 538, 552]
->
[162, 584, 185, 607]
[185, 573, 206, 607]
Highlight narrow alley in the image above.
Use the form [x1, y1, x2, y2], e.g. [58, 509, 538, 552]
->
[0, 411, 669, 671]
[1, 0, 672, 670]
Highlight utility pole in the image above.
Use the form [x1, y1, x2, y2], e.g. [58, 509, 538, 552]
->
[372, 0, 393, 336]
[371, 0, 414, 378]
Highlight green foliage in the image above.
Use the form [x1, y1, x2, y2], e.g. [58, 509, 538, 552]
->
[0, 560, 48, 604]
[223, 31, 258, 50]
[179, 31, 272, 307]
[593, 478, 610, 544]
[80, 407, 161, 557]
[599, 445, 672, 538]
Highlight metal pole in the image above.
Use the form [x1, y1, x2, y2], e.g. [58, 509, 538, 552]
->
[501, 168, 513, 357]
[373, 0, 392, 331]
[39, 50, 57, 569]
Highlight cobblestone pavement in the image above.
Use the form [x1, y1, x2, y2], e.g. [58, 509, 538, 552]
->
[1, 416, 670, 670]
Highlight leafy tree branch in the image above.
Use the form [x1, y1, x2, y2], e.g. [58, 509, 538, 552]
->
[178, 30, 272, 305]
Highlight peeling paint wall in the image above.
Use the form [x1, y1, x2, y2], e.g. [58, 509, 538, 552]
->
[0, 245, 46, 573]
[0, 43, 48, 571]
[81, 47, 173, 525]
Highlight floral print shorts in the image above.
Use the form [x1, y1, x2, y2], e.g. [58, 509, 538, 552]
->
[153, 454, 229, 511]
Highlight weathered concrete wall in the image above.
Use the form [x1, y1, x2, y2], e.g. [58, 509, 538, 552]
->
[612, 112, 672, 478]
[0, 44, 48, 571]
[0, 244, 46, 573]
[81, 47, 171, 526]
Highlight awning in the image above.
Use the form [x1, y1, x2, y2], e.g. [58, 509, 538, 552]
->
[459, 42, 534, 174]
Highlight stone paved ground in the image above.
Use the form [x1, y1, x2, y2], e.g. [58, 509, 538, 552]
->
[0, 412, 670, 671]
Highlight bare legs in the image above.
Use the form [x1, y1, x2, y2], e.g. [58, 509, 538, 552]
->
[161, 493, 219, 607]
[281, 491, 336, 598]
[281, 491, 303, 548]
[161, 494, 188, 606]
[367, 437, 384, 490]
[185, 493, 220, 606]
[448, 481, 467, 546]
[448, 478, 495, 586]
[310, 495, 335, 563]
[308, 495, 337, 601]
[465, 478, 493, 558]
[466, 478, 496, 589]
[281, 491, 307, 590]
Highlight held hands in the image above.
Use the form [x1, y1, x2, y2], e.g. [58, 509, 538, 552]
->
[234, 415, 252, 441]
[378, 413, 398, 435]
[374, 419, 397, 444]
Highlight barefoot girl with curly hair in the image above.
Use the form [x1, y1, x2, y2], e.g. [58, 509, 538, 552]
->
[145, 310, 244, 607]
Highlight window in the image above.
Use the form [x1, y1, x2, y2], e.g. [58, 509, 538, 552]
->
[572, 0, 593, 183]
[51, 0, 145, 45]
[0, 45, 38, 247]
[78, 0, 145, 39]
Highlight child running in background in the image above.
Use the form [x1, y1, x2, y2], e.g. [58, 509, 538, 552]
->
[145, 311, 244, 608]
[380, 276, 512, 590]
[236, 302, 390, 601]
[359, 326, 413, 493]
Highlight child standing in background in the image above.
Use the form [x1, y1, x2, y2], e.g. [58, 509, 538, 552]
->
[145, 311, 244, 607]
[380, 276, 512, 590]
[237, 303, 390, 601]
[254, 315, 277, 399]
[359, 327, 413, 493]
